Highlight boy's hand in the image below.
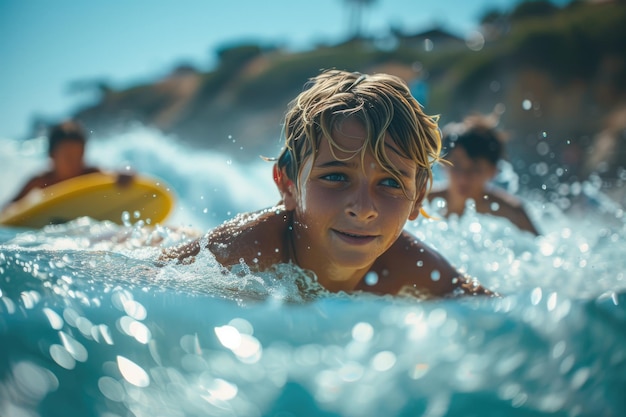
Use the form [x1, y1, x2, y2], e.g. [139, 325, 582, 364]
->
[157, 239, 202, 265]
[115, 171, 135, 187]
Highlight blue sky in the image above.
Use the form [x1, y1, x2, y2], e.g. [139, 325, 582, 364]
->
[0, 0, 566, 140]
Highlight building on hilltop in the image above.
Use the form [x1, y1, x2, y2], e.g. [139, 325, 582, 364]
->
[390, 26, 466, 52]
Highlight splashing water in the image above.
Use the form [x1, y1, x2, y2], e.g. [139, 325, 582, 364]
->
[1, 128, 625, 417]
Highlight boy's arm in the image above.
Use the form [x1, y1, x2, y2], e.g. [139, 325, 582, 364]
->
[157, 207, 290, 267]
[9, 176, 46, 204]
[511, 206, 539, 236]
[158, 238, 202, 265]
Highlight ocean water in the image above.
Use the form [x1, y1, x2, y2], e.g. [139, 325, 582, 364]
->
[1, 128, 625, 417]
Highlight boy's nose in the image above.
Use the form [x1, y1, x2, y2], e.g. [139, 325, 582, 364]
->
[345, 184, 378, 221]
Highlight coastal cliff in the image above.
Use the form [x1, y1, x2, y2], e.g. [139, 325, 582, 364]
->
[70, 1, 626, 188]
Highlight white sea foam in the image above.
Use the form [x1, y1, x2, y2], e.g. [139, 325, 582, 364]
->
[1, 126, 625, 417]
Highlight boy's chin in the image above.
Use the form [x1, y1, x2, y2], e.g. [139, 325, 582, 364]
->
[328, 251, 378, 271]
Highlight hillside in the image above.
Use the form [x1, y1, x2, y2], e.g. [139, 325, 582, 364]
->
[72, 0, 626, 190]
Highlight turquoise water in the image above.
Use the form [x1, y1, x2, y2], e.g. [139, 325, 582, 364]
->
[1, 130, 625, 416]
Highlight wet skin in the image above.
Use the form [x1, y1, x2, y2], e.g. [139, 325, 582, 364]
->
[281, 118, 422, 291]
[428, 147, 539, 235]
[161, 118, 495, 297]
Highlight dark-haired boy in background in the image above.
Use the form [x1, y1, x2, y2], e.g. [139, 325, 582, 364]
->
[7, 120, 102, 204]
[427, 115, 539, 235]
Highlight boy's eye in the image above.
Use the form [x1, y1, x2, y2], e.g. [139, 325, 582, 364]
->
[321, 173, 347, 182]
[380, 178, 401, 188]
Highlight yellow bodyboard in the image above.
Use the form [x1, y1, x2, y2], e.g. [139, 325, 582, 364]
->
[0, 172, 175, 228]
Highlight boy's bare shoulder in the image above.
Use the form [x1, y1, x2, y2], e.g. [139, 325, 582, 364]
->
[159, 206, 290, 267]
[208, 207, 290, 266]
[365, 231, 495, 298]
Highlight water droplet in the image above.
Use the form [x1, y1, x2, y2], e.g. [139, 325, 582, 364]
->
[465, 30, 485, 51]
[430, 270, 441, 281]
[365, 271, 378, 286]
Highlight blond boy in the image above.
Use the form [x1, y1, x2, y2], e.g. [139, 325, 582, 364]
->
[162, 70, 494, 298]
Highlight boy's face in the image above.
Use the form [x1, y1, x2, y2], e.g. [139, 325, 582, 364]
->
[51, 140, 85, 179]
[445, 147, 496, 200]
[283, 117, 423, 272]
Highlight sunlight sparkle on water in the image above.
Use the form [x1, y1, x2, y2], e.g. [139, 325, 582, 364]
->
[403, 311, 429, 340]
[531, 287, 542, 305]
[215, 324, 262, 363]
[0, 297, 15, 314]
[215, 325, 242, 350]
[117, 355, 150, 387]
[338, 361, 364, 382]
[12, 361, 59, 401]
[180, 333, 203, 355]
[428, 308, 447, 328]
[118, 315, 152, 344]
[59, 331, 88, 362]
[42, 307, 64, 330]
[352, 322, 374, 343]
[20, 290, 40, 309]
[98, 376, 125, 402]
[229, 317, 254, 335]
[539, 240, 555, 256]
[111, 290, 147, 320]
[201, 378, 238, 402]
[49, 344, 75, 370]
[371, 351, 396, 372]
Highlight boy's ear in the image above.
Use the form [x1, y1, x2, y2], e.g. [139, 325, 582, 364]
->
[408, 185, 427, 221]
[273, 163, 297, 210]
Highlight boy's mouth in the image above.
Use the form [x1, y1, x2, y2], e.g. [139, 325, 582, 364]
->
[333, 229, 377, 244]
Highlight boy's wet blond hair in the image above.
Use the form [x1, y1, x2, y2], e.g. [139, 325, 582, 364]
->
[276, 69, 442, 198]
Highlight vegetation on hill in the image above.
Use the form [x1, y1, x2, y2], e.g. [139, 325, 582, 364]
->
[73, 0, 626, 191]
